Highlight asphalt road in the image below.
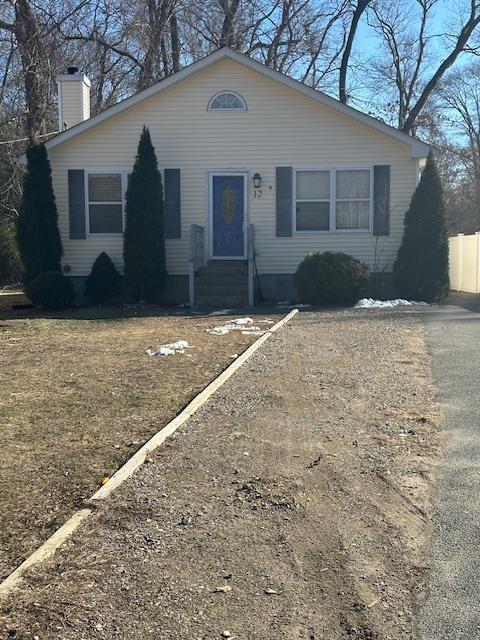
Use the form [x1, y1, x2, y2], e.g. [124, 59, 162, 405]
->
[420, 294, 480, 639]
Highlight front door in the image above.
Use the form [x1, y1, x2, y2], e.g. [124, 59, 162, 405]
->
[211, 174, 246, 259]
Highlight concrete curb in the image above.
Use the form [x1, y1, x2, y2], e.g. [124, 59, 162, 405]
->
[0, 509, 92, 596]
[0, 308, 298, 598]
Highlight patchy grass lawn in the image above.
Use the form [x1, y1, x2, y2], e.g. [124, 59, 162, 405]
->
[0, 304, 281, 580]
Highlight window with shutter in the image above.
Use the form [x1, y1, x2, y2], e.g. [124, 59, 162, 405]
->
[87, 173, 124, 234]
[293, 168, 373, 233]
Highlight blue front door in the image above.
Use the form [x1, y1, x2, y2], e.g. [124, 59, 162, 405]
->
[212, 175, 245, 258]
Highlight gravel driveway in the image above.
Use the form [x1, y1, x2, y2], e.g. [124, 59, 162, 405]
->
[0, 308, 441, 640]
[420, 295, 480, 639]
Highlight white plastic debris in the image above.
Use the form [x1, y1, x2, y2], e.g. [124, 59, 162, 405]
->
[354, 298, 427, 309]
[207, 317, 265, 336]
[146, 340, 189, 356]
[231, 317, 254, 325]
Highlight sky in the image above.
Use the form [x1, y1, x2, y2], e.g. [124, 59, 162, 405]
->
[345, 0, 475, 122]
[355, 2, 452, 61]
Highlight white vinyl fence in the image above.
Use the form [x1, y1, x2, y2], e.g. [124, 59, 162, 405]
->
[449, 233, 480, 293]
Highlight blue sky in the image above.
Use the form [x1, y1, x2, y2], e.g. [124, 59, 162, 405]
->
[354, 2, 451, 61]
[344, 1, 475, 122]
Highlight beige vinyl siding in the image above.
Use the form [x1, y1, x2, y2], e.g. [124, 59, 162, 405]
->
[49, 57, 419, 277]
[58, 80, 90, 130]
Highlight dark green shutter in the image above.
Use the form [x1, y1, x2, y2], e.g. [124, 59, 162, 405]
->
[164, 168, 181, 238]
[373, 165, 390, 235]
[276, 166, 293, 237]
[68, 169, 86, 239]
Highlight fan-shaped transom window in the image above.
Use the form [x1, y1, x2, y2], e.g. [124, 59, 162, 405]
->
[208, 91, 247, 111]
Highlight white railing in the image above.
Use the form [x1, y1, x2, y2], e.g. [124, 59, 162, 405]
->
[247, 223, 255, 306]
[189, 224, 205, 307]
[449, 232, 480, 293]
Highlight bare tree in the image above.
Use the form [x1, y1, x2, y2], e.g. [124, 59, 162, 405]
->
[339, 0, 372, 103]
[367, 0, 439, 129]
[403, 0, 480, 133]
[436, 63, 480, 230]
[369, 0, 480, 134]
[0, 0, 51, 142]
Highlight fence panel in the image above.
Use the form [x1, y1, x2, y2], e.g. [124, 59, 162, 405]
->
[449, 233, 480, 294]
[449, 236, 461, 291]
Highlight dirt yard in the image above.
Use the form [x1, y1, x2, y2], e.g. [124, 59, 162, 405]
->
[0, 304, 279, 581]
[0, 307, 441, 640]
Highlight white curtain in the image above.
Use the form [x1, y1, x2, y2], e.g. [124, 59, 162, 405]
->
[336, 201, 369, 229]
[296, 171, 330, 199]
[336, 170, 370, 199]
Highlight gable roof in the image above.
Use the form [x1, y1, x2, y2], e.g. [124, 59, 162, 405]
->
[19, 47, 431, 162]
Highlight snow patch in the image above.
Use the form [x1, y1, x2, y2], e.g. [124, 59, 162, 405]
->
[354, 298, 427, 309]
[146, 340, 189, 356]
[207, 317, 266, 336]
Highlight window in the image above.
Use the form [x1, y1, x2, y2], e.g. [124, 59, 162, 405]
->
[294, 168, 371, 232]
[335, 170, 370, 230]
[295, 170, 330, 231]
[88, 173, 123, 234]
[208, 91, 247, 110]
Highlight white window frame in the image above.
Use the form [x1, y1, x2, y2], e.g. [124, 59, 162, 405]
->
[85, 170, 129, 236]
[293, 166, 373, 234]
[207, 90, 247, 111]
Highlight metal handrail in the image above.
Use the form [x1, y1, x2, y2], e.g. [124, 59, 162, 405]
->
[189, 224, 205, 307]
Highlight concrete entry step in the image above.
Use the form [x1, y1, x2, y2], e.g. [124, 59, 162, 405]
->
[195, 260, 248, 308]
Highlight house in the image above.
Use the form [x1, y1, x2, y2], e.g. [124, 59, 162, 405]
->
[20, 47, 431, 307]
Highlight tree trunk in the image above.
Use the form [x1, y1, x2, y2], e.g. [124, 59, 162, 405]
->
[170, 5, 180, 72]
[339, 0, 371, 104]
[14, 0, 49, 142]
[219, 0, 240, 47]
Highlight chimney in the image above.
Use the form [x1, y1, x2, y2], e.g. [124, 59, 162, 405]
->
[56, 66, 91, 131]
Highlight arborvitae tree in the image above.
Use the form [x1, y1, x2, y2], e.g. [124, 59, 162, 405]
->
[393, 152, 449, 302]
[85, 252, 122, 304]
[123, 126, 167, 302]
[16, 144, 63, 285]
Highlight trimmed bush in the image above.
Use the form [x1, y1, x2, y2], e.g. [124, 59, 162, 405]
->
[85, 252, 121, 304]
[26, 271, 75, 310]
[124, 126, 167, 303]
[294, 251, 369, 306]
[16, 144, 63, 285]
[393, 151, 449, 302]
